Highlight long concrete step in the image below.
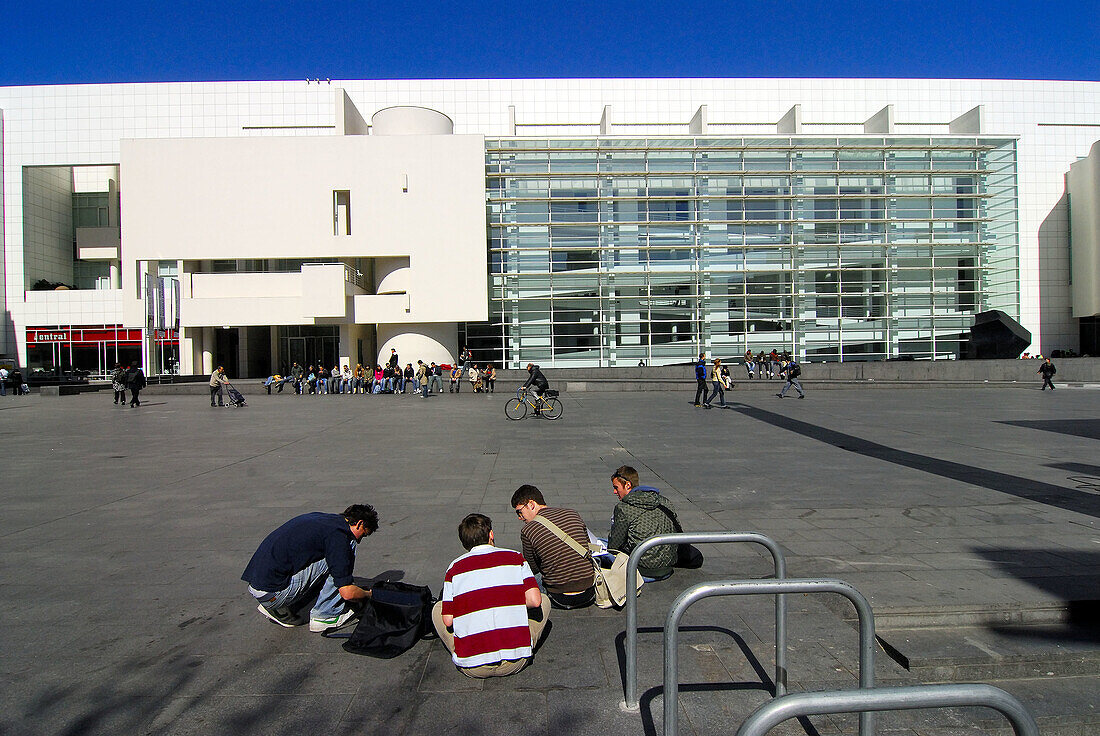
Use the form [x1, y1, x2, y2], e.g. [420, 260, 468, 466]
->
[831, 599, 1100, 684]
[780, 675, 1099, 735]
[876, 623, 1100, 681]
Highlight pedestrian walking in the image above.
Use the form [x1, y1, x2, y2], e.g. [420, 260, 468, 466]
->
[776, 358, 805, 399]
[704, 357, 729, 408]
[693, 353, 707, 407]
[128, 364, 147, 407]
[210, 366, 230, 406]
[111, 364, 128, 405]
[1037, 357, 1057, 390]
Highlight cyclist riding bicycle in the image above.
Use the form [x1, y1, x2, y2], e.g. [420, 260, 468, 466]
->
[523, 363, 550, 413]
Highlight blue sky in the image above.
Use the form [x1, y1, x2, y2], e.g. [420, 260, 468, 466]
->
[2, 1, 1097, 86]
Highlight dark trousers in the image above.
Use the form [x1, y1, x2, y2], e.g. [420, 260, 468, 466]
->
[210, 385, 224, 406]
[547, 587, 596, 610]
[694, 378, 707, 404]
[129, 388, 141, 406]
[1042, 377, 1055, 390]
[114, 389, 126, 404]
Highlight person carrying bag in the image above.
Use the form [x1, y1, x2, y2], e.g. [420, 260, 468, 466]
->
[532, 515, 641, 609]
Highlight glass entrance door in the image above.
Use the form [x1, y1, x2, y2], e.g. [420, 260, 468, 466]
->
[288, 337, 307, 369]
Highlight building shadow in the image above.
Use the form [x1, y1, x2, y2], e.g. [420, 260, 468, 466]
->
[727, 403, 1100, 519]
[999, 419, 1100, 441]
[971, 547, 1100, 642]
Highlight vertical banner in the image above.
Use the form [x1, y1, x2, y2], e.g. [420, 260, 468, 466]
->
[144, 271, 156, 330]
[171, 279, 181, 329]
[155, 275, 166, 330]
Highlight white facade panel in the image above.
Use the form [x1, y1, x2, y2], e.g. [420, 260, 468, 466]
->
[119, 132, 488, 330]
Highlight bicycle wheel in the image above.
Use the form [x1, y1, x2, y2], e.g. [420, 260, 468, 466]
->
[542, 397, 563, 420]
[504, 397, 528, 420]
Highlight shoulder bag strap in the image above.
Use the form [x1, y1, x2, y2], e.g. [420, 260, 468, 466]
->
[532, 514, 591, 559]
[654, 502, 684, 533]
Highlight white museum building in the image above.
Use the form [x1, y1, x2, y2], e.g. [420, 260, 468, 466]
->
[1, 78, 1098, 377]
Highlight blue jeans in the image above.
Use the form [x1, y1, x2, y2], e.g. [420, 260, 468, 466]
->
[317, 378, 328, 394]
[706, 381, 725, 407]
[424, 375, 442, 397]
[779, 377, 804, 397]
[247, 541, 355, 622]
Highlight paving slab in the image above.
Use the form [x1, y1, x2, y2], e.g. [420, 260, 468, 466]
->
[1, 387, 1098, 735]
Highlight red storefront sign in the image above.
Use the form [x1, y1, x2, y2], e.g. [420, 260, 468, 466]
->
[32, 330, 70, 343]
[26, 327, 177, 345]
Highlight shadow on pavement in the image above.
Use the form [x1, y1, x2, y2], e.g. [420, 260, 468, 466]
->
[617, 624, 786, 736]
[1, 618, 310, 736]
[728, 403, 1100, 519]
[997, 419, 1100, 441]
[972, 547, 1100, 642]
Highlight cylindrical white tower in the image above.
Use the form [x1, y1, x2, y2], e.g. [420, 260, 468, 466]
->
[376, 323, 458, 368]
[371, 106, 454, 136]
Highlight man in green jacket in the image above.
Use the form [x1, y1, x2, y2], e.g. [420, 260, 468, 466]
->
[607, 465, 679, 581]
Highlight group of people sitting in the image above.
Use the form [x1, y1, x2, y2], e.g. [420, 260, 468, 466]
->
[743, 349, 792, 380]
[262, 347, 496, 398]
[242, 465, 682, 679]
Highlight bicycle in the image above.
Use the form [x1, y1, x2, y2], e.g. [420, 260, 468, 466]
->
[505, 386, 563, 420]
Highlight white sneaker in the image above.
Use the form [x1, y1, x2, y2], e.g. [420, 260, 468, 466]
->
[257, 604, 303, 628]
[308, 608, 359, 633]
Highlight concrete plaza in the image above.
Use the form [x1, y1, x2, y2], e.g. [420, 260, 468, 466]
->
[0, 384, 1096, 735]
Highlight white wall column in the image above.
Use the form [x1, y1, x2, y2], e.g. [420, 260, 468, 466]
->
[179, 326, 197, 374]
[201, 327, 214, 374]
[338, 324, 353, 369]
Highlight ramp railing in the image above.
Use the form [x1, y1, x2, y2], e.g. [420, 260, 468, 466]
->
[663, 579, 876, 736]
[735, 684, 1039, 736]
[623, 532, 787, 710]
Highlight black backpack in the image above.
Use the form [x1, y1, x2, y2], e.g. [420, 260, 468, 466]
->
[326, 581, 436, 658]
[787, 362, 801, 378]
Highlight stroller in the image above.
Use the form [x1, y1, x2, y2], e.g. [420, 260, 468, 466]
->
[224, 381, 247, 408]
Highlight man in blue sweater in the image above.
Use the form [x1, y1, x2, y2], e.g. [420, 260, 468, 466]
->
[242, 504, 378, 632]
[693, 353, 708, 407]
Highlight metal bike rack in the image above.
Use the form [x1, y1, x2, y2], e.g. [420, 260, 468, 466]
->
[663, 579, 877, 736]
[735, 684, 1039, 736]
[623, 532, 787, 710]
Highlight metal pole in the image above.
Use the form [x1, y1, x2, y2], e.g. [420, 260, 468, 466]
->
[735, 684, 1039, 736]
[663, 579, 876, 736]
[623, 532, 787, 710]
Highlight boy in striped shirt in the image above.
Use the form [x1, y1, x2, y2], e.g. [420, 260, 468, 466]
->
[432, 513, 551, 677]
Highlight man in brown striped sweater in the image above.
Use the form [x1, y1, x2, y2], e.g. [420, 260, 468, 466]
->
[511, 485, 597, 610]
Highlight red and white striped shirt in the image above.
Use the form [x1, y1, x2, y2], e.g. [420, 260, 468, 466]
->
[441, 545, 538, 668]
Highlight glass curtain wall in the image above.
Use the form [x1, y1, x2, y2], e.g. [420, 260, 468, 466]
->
[476, 136, 1018, 367]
